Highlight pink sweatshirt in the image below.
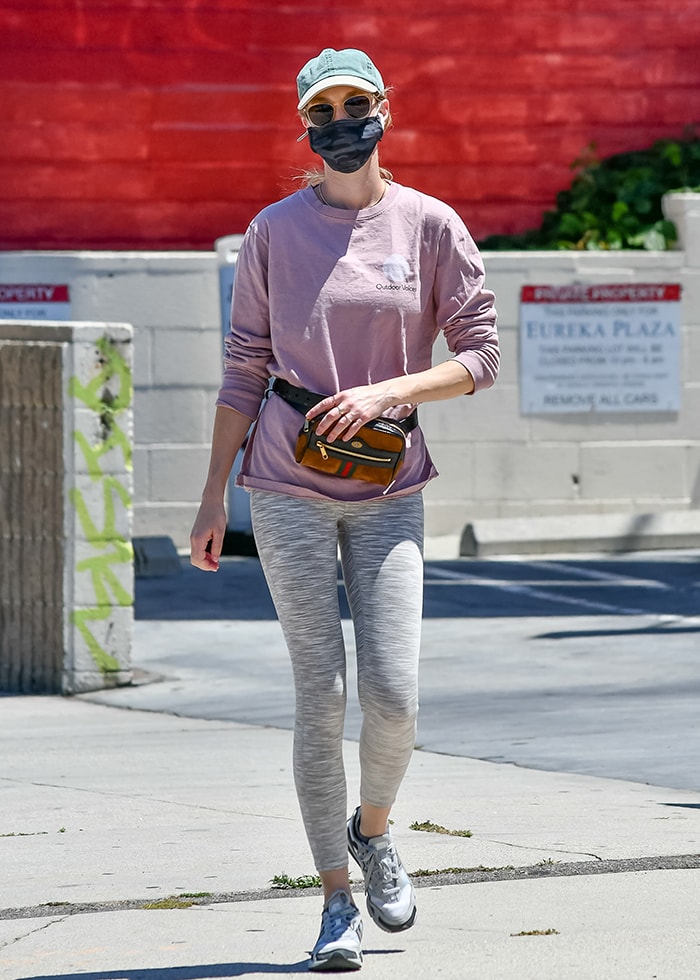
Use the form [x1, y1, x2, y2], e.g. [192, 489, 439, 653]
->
[217, 181, 499, 500]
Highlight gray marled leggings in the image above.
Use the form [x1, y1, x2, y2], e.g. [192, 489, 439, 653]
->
[250, 489, 424, 871]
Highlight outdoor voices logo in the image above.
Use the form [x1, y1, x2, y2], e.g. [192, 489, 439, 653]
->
[377, 254, 416, 291]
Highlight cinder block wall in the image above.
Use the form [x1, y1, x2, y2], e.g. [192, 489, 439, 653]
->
[422, 246, 698, 535]
[0, 320, 134, 693]
[0, 252, 222, 545]
[1, 197, 698, 548]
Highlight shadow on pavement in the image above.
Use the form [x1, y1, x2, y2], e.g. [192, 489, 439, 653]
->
[17, 961, 309, 980]
[535, 624, 700, 639]
[135, 556, 699, 622]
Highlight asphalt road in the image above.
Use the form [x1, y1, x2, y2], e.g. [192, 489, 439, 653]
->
[93, 549, 700, 792]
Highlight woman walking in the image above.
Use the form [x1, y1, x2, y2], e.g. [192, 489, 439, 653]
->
[190, 46, 499, 971]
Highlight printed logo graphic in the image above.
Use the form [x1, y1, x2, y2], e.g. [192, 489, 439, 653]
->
[382, 254, 411, 283]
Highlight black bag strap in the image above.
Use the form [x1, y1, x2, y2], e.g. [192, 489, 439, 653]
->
[271, 377, 418, 434]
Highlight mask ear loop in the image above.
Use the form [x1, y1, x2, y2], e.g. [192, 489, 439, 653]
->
[377, 99, 390, 131]
[297, 130, 309, 142]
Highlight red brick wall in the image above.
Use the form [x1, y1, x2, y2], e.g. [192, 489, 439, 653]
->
[1, 0, 698, 249]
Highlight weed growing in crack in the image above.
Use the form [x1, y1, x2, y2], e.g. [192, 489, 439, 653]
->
[412, 865, 515, 876]
[271, 873, 322, 890]
[410, 819, 473, 838]
[0, 831, 49, 837]
[142, 897, 195, 910]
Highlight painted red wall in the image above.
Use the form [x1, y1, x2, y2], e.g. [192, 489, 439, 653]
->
[1, 0, 698, 250]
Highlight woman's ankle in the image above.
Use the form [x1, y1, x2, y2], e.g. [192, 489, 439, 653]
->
[320, 867, 352, 904]
[358, 801, 391, 839]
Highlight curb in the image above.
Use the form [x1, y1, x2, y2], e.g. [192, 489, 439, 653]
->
[460, 510, 700, 557]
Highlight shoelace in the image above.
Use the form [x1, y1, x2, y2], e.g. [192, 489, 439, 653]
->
[362, 837, 401, 899]
[320, 904, 360, 942]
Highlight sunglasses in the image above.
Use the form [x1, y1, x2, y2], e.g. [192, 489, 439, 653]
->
[305, 94, 378, 128]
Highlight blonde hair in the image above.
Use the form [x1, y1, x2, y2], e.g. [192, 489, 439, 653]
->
[297, 166, 394, 188]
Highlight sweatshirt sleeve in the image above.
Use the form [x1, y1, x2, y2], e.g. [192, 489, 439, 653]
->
[216, 218, 273, 419]
[433, 213, 500, 392]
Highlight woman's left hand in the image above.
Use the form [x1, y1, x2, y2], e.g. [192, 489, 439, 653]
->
[307, 384, 394, 442]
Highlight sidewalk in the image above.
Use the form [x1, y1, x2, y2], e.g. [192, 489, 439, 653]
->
[2, 694, 700, 979]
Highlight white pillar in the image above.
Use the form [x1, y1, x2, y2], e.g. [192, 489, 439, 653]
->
[0, 320, 134, 694]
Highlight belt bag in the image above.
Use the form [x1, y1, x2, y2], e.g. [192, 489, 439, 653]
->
[296, 415, 407, 486]
[272, 378, 417, 488]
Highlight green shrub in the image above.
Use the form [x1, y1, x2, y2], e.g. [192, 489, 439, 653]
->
[478, 129, 700, 251]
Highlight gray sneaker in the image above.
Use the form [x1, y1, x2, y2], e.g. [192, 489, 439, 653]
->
[347, 807, 417, 933]
[309, 888, 363, 972]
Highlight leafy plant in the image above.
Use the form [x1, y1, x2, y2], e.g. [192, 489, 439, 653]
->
[271, 872, 322, 889]
[479, 129, 700, 252]
[410, 819, 472, 837]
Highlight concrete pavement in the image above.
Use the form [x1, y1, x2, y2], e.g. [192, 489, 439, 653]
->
[99, 551, 700, 788]
[2, 694, 700, 979]
[2, 870, 700, 980]
[2, 548, 700, 978]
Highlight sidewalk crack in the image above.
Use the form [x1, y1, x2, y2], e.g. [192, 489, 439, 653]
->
[0, 914, 68, 950]
[480, 836, 603, 861]
[0, 776, 294, 821]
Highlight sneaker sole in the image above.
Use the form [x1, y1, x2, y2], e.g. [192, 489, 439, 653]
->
[367, 900, 417, 934]
[309, 949, 363, 971]
[347, 834, 417, 934]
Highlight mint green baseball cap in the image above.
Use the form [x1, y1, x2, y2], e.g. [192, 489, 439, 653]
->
[296, 48, 385, 110]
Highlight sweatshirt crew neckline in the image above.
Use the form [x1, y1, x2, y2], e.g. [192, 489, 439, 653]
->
[302, 180, 400, 219]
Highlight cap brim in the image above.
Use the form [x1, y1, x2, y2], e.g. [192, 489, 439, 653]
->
[298, 75, 379, 110]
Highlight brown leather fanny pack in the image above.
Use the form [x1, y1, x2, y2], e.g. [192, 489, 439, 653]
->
[272, 378, 418, 488]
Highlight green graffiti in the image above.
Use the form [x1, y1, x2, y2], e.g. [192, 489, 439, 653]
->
[70, 477, 131, 543]
[69, 336, 133, 675]
[70, 484, 133, 608]
[68, 336, 133, 417]
[72, 608, 120, 672]
[74, 428, 132, 480]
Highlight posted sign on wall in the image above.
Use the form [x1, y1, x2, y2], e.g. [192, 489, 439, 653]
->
[0, 284, 72, 320]
[520, 283, 682, 414]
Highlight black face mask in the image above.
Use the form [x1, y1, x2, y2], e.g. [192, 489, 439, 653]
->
[308, 116, 384, 174]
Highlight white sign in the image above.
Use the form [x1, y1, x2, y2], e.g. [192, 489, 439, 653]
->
[520, 283, 682, 413]
[0, 284, 72, 320]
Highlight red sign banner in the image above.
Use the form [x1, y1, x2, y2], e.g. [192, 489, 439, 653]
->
[0, 284, 70, 303]
[521, 284, 681, 304]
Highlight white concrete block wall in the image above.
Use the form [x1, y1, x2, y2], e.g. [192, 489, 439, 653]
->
[690, 445, 700, 507]
[0, 252, 222, 547]
[0, 320, 134, 692]
[61, 322, 134, 693]
[1, 192, 698, 548]
[149, 446, 213, 501]
[424, 200, 699, 536]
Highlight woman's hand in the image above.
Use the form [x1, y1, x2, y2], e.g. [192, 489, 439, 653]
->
[307, 363, 475, 441]
[307, 384, 394, 442]
[190, 497, 227, 571]
[189, 406, 253, 572]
